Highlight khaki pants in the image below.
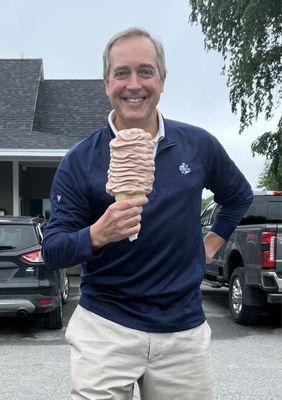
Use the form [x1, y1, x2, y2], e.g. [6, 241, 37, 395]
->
[65, 305, 214, 400]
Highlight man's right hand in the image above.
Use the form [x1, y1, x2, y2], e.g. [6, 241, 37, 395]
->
[90, 197, 148, 249]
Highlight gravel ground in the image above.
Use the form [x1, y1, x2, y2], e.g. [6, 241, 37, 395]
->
[0, 284, 281, 399]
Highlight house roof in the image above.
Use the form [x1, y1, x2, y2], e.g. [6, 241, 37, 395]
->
[0, 59, 43, 133]
[0, 59, 111, 150]
[32, 79, 111, 146]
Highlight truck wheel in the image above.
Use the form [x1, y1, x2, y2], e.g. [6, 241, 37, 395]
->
[229, 267, 261, 325]
[44, 299, 63, 330]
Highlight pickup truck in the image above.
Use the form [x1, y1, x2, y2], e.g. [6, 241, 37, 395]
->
[201, 191, 282, 324]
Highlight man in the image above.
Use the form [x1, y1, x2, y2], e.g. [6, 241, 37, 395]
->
[43, 27, 253, 400]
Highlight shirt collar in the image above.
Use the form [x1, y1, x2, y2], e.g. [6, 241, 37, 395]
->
[108, 109, 165, 143]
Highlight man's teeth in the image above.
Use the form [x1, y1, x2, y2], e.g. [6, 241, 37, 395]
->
[125, 98, 145, 103]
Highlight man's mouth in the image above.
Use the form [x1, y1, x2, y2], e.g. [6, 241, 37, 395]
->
[123, 97, 146, 103]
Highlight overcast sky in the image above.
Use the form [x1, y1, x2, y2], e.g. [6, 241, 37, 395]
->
[1, 0, 281, 196]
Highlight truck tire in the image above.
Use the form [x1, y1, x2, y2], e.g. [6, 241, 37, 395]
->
[229, 267, 261, 325]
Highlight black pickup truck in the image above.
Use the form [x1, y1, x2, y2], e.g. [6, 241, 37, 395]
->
[201, 191, 282, 324]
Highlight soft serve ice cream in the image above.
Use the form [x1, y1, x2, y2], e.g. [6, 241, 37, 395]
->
[106, 128, 155, 240]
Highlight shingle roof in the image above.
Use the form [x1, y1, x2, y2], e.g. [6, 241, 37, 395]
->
[0, 129, 84, 149]
[0, 59, 43, 132]
[33, 79, 111, 138]
[0, 59, 111, 150]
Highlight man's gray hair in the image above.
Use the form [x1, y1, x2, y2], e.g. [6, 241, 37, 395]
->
[103, 27, 167, 81]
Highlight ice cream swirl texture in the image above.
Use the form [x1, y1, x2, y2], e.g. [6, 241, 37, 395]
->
[106, 128, 155, 197]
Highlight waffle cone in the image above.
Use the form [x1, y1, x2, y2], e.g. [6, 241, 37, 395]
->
[115, 192, 145, 202]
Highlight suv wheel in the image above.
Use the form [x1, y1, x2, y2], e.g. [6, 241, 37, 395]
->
[229, 267, 261, 325]
[44, 298, 63, 330]
[61, 274, 70, 305]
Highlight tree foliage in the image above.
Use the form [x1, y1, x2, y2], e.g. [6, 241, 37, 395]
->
[251, 117, 282, 190]
[257, 162, 281, 190]
[189, 0, 281, 132]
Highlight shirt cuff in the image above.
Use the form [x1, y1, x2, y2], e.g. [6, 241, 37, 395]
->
[211, 219, 235, 241]
[78, 226, 105, 260]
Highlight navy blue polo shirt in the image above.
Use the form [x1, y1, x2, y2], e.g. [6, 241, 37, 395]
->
[42, 118, 253, 332]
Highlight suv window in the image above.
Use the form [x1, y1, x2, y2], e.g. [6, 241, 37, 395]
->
[210, 204, 220, 224]
[201, 202, 215, 226]
[240, 196, 282, 224]
[0, 224, 38, 250]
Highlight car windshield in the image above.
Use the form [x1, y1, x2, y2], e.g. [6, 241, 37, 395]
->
[0, 224, 38, 250]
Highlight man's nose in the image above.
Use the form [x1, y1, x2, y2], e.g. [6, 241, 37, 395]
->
[126, 72, 142, 91]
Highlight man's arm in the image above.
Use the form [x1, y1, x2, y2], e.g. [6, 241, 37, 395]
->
[42, 154, 147, 269]
[42, 159, 94, 269]
[203, 231, 225, 263]
[201, 134, 253, 241]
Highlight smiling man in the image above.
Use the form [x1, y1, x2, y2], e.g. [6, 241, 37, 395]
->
[42, 28, 253, 400]
[104, 34, 164, 135]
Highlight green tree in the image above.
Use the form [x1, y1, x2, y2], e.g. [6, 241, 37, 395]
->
[189, 0, 282, 186]
[251, 118, 282, 189]
[257, 162, 281, 190]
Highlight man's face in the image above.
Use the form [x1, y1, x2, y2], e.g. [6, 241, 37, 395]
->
[104, 36, 164, 135]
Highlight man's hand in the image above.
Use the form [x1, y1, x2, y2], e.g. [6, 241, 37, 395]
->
[203, 231, 225, 263]
[90, 197, 148, 249]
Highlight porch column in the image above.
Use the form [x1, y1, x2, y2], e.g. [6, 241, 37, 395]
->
[13, 161, 20, 216]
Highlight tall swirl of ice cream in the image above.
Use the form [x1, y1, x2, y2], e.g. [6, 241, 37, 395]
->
[106, 128, 155, 240]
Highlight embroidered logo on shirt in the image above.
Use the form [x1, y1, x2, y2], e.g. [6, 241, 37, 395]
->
[57, 194, 62, 202]
[179, 163, 191, 175]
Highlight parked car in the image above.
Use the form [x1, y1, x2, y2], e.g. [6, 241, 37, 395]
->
[201, 191, 282, 324]
[0, 216, 69, 329]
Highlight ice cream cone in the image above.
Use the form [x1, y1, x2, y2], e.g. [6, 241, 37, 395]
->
[106, 129, 154, 242]
[115, 192, 144, 202]
[115, 192, 145, 241]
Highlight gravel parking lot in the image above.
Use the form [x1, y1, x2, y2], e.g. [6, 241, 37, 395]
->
[0, 280, 281, 400]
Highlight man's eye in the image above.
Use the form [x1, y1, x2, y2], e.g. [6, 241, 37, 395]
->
[114, 70, 129, 79]
[138, 68, 155, 78]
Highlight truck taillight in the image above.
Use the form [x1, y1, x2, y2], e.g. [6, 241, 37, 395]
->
[20, 250, 45, 265]
[266, 191, 282, 196]
[260, 232, 276, 269]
